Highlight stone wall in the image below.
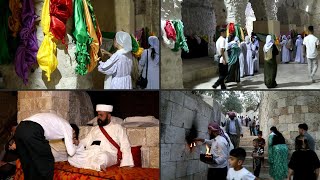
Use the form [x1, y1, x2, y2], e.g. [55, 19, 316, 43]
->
[161, 91, 222, 180]
[259, 91, 320, 157]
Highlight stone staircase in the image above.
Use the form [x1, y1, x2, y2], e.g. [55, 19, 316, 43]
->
[239, 126, 272, 180]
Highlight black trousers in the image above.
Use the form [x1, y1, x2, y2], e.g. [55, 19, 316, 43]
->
[213, 63, 228, 89]
[15, 121, 54, 180]
[207, 166, 228, 180]
[253, 158, 262, 177]
[0, 163, 16, 179]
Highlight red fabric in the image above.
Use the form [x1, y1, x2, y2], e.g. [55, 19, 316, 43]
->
[99, 126, 122, 166]
[96, 19, 102, 46]
[164, 20, 176, 41]
[14, 160, 159, 180]
[49, 0, 73, 45]
[229, 23, 235, 34]
[131, 146, 142, 167]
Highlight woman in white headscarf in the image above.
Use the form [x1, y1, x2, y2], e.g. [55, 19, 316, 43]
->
[263, 35, 279, 88]
[138, 36, 159, 89]
[98, 31, 133, 89]
[295, 35, 304, 63]
[245, 36, 254, 76]
[280, 35, 290, 63]
[252, 36, 260, 72]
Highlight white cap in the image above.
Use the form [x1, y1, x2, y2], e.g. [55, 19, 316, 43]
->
[96, 104, 113, 112]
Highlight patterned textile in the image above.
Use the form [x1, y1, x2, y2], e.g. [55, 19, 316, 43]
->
[268, 134, 288, 180]
[14, 160, 159, 180]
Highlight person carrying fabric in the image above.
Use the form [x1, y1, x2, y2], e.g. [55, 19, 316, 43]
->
[263, 35, 279, 88]
[225, 34, 241, 86]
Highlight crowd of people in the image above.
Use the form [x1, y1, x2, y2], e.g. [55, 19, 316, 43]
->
[193, 111, 320, 180]
[212, 25, 319, 89]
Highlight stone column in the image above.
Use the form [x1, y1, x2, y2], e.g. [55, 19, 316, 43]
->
[288, 24, 296, 31]
[263, 0, 278, 20]
[224, 0, 248, 27]
[161, 0, 184, 89]
[115, 0, 135, 33]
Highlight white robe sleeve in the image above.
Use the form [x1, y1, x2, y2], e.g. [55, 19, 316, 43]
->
[98, 53, 119, 75]
[63, 124, 76, 156]
[80, 128, 94, 149]
[138, 50, 148, 74]
[118, 126, 134, 167]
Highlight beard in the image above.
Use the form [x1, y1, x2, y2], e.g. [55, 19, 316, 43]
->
[98, 118, 109, 127]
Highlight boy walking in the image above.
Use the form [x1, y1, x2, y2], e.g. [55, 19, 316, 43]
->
[252, 139, 264, 177]
[227, 148, 256, 180]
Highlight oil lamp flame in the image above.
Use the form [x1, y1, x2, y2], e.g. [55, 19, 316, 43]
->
[189, 142, 197, 148]
[206, 144, 210, 155]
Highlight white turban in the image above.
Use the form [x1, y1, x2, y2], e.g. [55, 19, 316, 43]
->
[116, 31, 132, 53]
[96, 104, 113, 112]
[148, 36, 159, 54]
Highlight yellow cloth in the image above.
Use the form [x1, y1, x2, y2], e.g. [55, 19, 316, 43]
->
[36, 0, 57, 81]
[83, 0, 99, 73]
[226, 24, 230, 38]
[240, 28, 244, 42]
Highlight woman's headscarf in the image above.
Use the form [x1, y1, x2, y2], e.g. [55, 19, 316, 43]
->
[148, 36, 159, 54]
[208, 122, 230, 146]
[281, 35, 287, 41]
[115, 31, 132, 53]
[297, 35, 302, 40]
[263, 35, 274, 52]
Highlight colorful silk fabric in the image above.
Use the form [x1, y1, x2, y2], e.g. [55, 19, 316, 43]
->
[50, 0, 73, 45]
[83, 0, 99, 73]
[36, 0, 57, 82]
[164, 20, 176, 41]
[73, 0, 91, 75]
[171, 20, 189, 53]
[8, 0, 22, 38]
[14, 0, 38, 84]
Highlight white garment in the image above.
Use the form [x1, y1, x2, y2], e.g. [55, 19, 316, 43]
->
[204, 135, 228, 168]
[303, 34, 320, 59]
[227, 167, 256, 180]
[216, 36, 226, 63]
[139, 49, 159, 89]
[23, 113, 76, 156]
[245, 41, 254, 76]
[264, 35, 274, 52]
[295, 37, 304, 63]
[228, 118, 243, 135]
[98, 49, 133, 89]
[68, 121, 134, 171]
[239, 42, 246, 77]
[281, 39, 290, 63]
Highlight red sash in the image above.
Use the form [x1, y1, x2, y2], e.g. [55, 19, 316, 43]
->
[99, 126, 122, 166]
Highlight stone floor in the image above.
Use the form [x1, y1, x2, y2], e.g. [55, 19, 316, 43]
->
[184, 63, 320, 89]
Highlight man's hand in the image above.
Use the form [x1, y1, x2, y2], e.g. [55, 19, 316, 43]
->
[9, 142, 16, 151]
[101, 49, 112, 59]
[73, 138, 79, 146]
[222, 60, 227, 65]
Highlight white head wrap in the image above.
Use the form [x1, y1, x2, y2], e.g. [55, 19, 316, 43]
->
[96, 104, 113, 112]
[148, 36, 159, 54]
[263, 35, 274, 52]
[116, 31, 132, 53]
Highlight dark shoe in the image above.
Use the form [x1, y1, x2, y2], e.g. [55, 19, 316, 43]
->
[212, 84, 218, 89]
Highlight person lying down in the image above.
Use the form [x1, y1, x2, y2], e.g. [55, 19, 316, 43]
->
[68, 104, 134, 171]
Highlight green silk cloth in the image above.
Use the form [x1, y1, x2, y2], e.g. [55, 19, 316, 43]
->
[228, 44, 240, 66]
[171, 20, 189, 53]
[73, 0, 92, 75]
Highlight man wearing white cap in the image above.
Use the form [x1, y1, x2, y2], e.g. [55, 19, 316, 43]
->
[68, 104, 134, 171]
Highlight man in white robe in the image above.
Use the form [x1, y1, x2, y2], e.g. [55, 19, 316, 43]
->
[68, 104, 134, 171]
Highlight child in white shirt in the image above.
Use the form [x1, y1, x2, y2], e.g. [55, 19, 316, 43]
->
[227, 148, 256, 180]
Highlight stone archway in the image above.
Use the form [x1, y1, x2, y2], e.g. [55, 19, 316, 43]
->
[249, 0, 267, 21]
[277, 4, 289, 25]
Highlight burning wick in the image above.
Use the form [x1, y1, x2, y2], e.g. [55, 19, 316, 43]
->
[189, 142, 197, 148]
[205, 144, 211, 155]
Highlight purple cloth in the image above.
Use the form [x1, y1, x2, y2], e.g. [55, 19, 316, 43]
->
[14, 0, 39, 85]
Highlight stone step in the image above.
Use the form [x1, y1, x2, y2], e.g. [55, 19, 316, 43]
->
[243, 156, 269, 166]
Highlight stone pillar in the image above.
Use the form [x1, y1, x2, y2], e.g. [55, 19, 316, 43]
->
[224, 0, 248, 27]
[263, 0, 277, 20]
[161, 0, 184, 89]
[259, 91, 320, 157]
[17, 91, 70, 122]
[289, 24, 296, 31]
[115, 0, 135, 33]
[280, 24, 289, 34]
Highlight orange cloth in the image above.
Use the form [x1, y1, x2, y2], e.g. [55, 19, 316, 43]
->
[82, 0, 99, 73]
[8, 0, 22, 37]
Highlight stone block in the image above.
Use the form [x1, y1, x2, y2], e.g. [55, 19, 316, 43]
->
[146, 127, 159, 147]
[175, 161, 188, 178]
[170, 91, 185, 106]
[141, 146, 150, 168]
[197, 114, 210, 133]
[305, 113, 319, 124]
[161, 91, 170, 100]
[127, 128, 146, 146]
[278, 124, 288, 132]
[170, 143, 188, 161]
[279, 107, 288, 115]
[161, 162, 176, 180]
[187, 160, 199, 175]
[184, 94, 198, 111]
[278, 115, 286, 124]
[292, 114, 304, 123]
[297, 96, 316, 106]
[161, 144, 171, 163]
[171, 103, 195, 128]
[160, 99, 173, 125]
[288, 106, 294, 114]
[301, 106, 308, 113]
[149, 147, 159, 168]
[193, 171, 207, 180]
[277, 98, 286, 108]
[308, 105, 319, 113]
[164, 125, 186, 144]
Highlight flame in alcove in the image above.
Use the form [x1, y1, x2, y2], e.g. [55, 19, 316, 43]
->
[206, 144, 210, 155]
[189, 142, 196, 148]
